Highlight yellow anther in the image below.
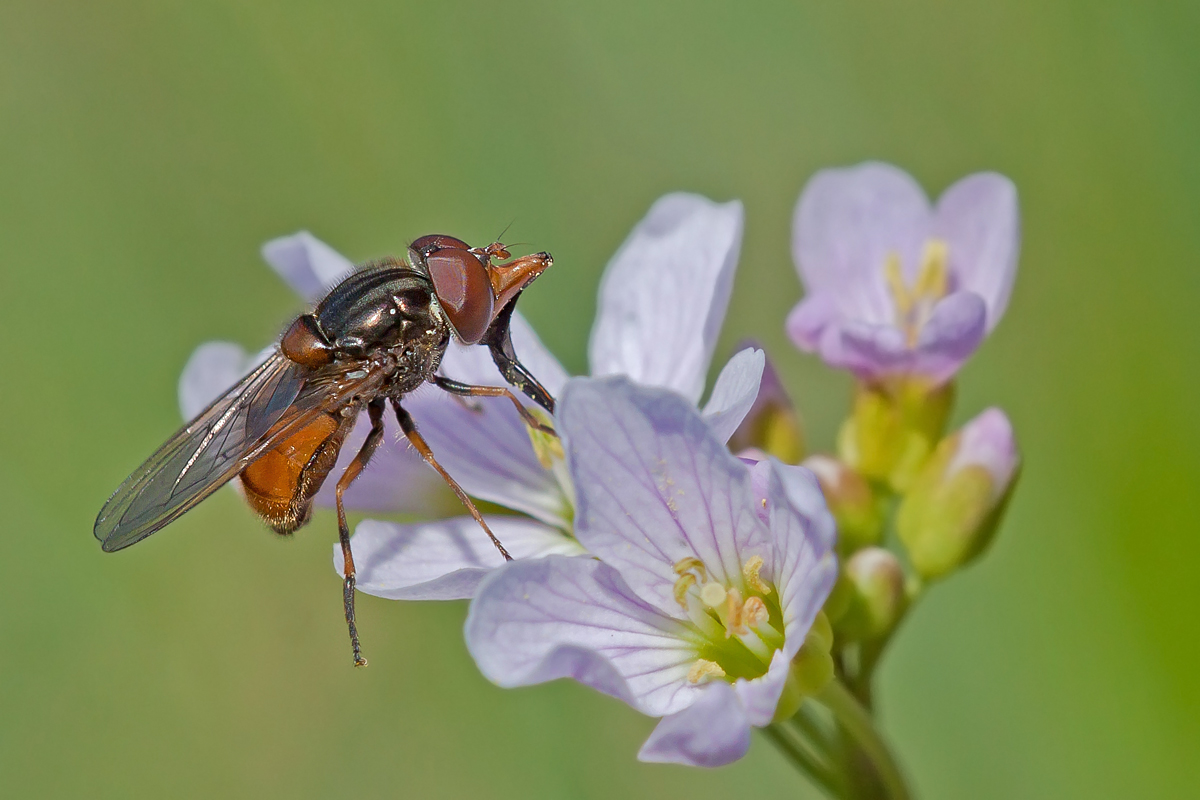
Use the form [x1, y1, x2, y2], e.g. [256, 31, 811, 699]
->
[743, 555, 772, 595]
[686, 659, 727, 684]
[883, 253, 912, 316]
[742, 596, 769, 628]
[914, 239, 949, 300]
[525, 409, 564, 469]
[673, 557, 707, 581]
[673, 572, 697, 609]
[725, 588, 747, 637]
[882, 239, 952, 347]
[699, 582, 727, 608]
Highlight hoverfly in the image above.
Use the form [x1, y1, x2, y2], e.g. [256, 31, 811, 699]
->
[94, 235, 557, 666]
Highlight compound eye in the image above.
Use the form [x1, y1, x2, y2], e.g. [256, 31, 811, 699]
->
[410, 234, 471, 256]
[426, 247, 494, 344]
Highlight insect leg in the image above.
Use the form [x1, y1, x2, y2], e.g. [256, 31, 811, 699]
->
[433, 375, 557, 436]
[335, 397, 387, 668]
[482, 295, 556, 415]
[391, 399, 513, 562]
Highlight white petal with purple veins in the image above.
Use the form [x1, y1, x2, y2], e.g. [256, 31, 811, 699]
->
[559, 377, 770, 614]
[404, 386, 571, 528]
[910, 291, 988, 384]
[933, 173, 1020, 328]
[465, 556, 699, 716]
[793, 162, 930, 324]
[637, 682, 752, 767]
[589, 194, 744, 405]
[701, 348, 765, 443]
[763, 462, 838, 648]
[341, 516, 582, 601]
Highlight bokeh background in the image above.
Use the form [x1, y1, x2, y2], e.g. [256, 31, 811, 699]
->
[2, 1, 1197, 797]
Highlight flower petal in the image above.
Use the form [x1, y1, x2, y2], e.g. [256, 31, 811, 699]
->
[785, 293, 839, 353]
[559, 377, 770, 614]
[933, 173, 1020, 329]
[733, 649, 793, 727]
[822, 320, 911, 381]
[911, 291, 988, 384]
[762, 461, 838, 652]
[178, 341, 252, 419]
[404, 386, 571, 528]
[637, 682, 752, 767]
[465, 555, 699, 716]
[338, 516, 582, 601]
[701, 348, 765, 443]
[588, 194, 744, 405]
[793, 162, 931, 325]
[261, 231, 355, 303]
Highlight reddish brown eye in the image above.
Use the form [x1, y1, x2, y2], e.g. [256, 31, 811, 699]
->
[410, 234, 471, 256]
[427, 248, 494, 344]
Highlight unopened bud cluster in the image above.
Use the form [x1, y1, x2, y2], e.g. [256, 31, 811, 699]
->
[733, 367, 1020, 695]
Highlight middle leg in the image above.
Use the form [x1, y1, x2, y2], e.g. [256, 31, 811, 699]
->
[392, 399, 512, 562]
[334, 397, 387, 667]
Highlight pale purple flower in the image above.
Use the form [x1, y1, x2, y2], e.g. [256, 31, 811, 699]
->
[787, 162, 1019, 385]
[465, 377, 837, 767]
[345, 194, 769, 600]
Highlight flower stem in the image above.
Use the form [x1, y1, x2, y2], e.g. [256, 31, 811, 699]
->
[762, 723, 846, 798]
[817, 678, 912, 800]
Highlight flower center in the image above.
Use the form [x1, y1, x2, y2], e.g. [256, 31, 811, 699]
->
[524, 407, 565, 469]
[672, 556, 785, 684]
[883, 238, 950, 347]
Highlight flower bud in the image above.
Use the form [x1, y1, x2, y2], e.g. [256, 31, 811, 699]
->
[833, 548, 908, 642]
[897, 408, 1019, 581]
[837, 380, 954, 491]
[803, 454, 885, 552]
[728, 344, 804, 463]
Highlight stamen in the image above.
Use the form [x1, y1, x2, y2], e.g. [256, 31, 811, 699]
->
[881, 238, 952, 347]
[742, 596, 769, 628]
[686, 659, 726, 684]
[700, 581, 727, 608]
[673, 572, 697, 610]
[915, 239, 949, 299]
[673, 557, 707, 581]
[742, 555, 772, 595]
[725, 588, 747, 637]
[883, 253, 912, 316]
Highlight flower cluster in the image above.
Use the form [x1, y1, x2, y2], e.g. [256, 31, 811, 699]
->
[182, 162, 1022, 785]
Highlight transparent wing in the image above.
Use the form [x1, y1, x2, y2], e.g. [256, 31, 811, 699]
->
[95, 351, 383, 552]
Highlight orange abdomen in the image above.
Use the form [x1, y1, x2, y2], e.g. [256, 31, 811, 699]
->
[239, 413, 343, 534]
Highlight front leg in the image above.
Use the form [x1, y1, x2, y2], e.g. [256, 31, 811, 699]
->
[482, 295, 556, 415]
[433, 375, 556, 436]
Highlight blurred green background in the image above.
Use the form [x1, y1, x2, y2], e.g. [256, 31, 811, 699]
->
[2, 1, 1197, 797]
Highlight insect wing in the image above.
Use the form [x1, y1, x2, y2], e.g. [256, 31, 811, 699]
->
[94, 352, 380, 552]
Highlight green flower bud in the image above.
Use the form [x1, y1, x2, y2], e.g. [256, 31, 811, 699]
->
[834, 548, 908, 642]
[837, 379, 954, 491]
[898, 408, 1020, 581]
[804, 454, 886, 552]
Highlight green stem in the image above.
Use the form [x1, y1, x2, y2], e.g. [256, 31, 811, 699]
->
[817, 678, 912, 800]
[851, 579, 925, 707]
[762, 723, 846, 798]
